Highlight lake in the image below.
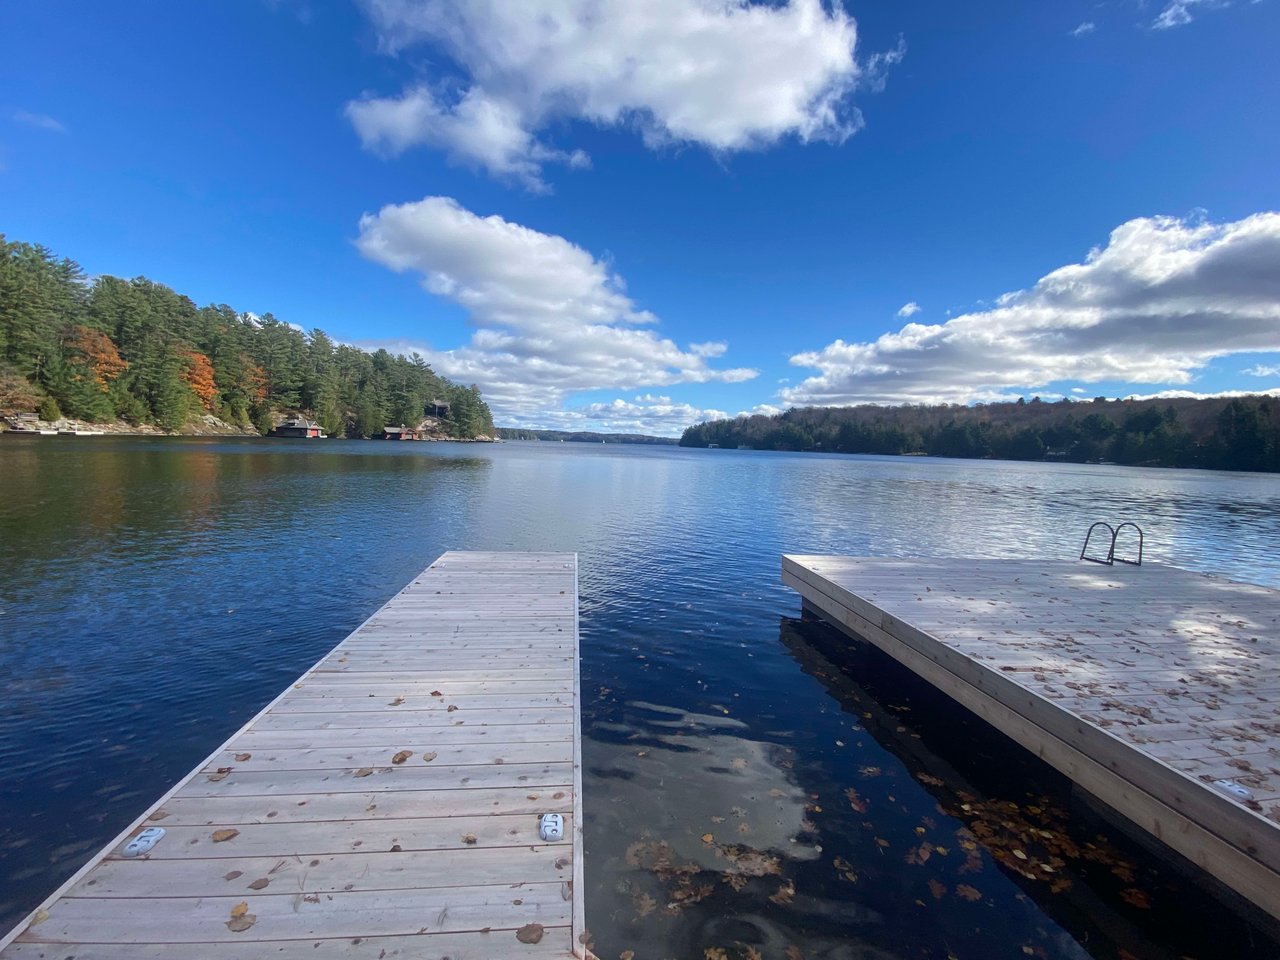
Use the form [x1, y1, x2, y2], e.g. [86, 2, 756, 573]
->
[1, 437, 1278, 958]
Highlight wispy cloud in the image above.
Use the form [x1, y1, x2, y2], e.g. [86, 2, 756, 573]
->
[1244, 364, 1280, 377]
[1152, 0, 1231, 29]
[12, 110, 67, 134]
[1070, 21, 1096, 37]
[783, 211, 1280, 407]
[897, 301, 921, 317]
[356, 196, 756, 426]
[348, 0, 892, 190]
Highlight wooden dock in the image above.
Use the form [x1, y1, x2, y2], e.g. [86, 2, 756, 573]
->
[1, 551, 588, 959]
[782, 555, 1280, 920]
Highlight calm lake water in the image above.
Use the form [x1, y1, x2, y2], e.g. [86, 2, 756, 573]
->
[1, 437, 1278, 958]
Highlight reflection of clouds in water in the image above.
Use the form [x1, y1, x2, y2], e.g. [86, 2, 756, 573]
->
[587, 701, 892, 960]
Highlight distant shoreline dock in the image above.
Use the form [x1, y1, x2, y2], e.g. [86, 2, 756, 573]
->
[0, 551, 588, 959]
[783, 555, 1280, 922]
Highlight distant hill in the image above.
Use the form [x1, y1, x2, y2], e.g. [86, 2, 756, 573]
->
[497, 427, 677, 445]
[679, 395, 1280, 472]
[0, 234, 495, 438]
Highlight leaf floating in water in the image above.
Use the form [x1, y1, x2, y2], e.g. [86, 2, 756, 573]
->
[1120, 887, 1152, 909]
[621, 952, 635, 960]
[928, 879, 947, 900]
[391, 750, 412, 765]
[632, 890, 657, 918]
[211, 829, 240, 843]
[705, 949, 730, 960]
[515, 922, 544, 944]
[769, 880, 796, 905]
[916, 772, 945, 787]
[461, 833, 478, 845]
[730, 757, 747, 770]
[784, 948, 805, 960]
[422, 751, 438, 762]
[768, 788, 786, 798]
[207, 767, 232, 782]
[353, 767, 374, 778]
[955, 884, 983, 902]
[247, 878, 269, 890]
[700, 833, 715, 844]
[234, 753, 252, 762]
[845, 789, 868, 814]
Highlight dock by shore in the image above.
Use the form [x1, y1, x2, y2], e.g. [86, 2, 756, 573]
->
[783, 555, 1280, 921]
[0, 551, 587, 959]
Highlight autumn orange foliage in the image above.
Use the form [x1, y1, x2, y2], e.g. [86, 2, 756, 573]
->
[183, 351, 219, 411]
[65, 325, 128, 391]
[242, 356, 268, 403]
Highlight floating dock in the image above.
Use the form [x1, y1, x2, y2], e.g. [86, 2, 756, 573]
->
[1, 551, 587, 959]
[782, 555, 1280, 920]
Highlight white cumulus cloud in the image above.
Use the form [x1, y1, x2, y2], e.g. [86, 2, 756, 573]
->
[560, 395, 729, 436]
[1244, 364, 1280, 377]
[897, 301, 921, 317]
[348, 0, 878, 189]
[356, 196, 756, 426]
[782, 211, 1280, 407]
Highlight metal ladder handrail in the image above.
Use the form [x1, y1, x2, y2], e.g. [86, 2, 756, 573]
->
[1079, 521, 1144, 566]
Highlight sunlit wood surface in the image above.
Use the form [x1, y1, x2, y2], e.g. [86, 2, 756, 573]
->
[1, 551, 588, 959]
[783, 555, 1280, 920]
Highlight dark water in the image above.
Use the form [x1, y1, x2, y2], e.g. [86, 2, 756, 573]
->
[1, 437, 1278, 959]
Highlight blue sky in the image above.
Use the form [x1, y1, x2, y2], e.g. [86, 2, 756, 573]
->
[2, 0, 1278, 435]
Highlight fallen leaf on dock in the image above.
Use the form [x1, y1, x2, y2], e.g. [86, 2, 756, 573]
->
[223, 870, 242, 880]
[247, 878, 269, 890]
[430, 690, 443, 697]
[234, 753, 251, 762]
[207, 767, 232, 782]
[211, 829, 240, 843]
[148, 810, 168, 821]
[447, 704, 459, 712]
[461, 833, 478, 845]
[391, 750, 412, 764]
[353, 767, 373, 778]
[226, 900, 256, 932]
[389, 696, 405, 706]
[423, 751, 438, 762]
[516, 922, 544, 944]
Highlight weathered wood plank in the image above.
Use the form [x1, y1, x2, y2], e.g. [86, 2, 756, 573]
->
[783, 554, 1280, 922]
[0, 552, 586, 958]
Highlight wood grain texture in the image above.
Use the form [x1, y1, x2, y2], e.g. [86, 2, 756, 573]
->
[784, 554, 1280, 920]
[0, 551, 586, 958]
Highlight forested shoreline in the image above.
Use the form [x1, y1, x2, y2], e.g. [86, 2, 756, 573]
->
[680, 395, 1280, 472]
[0, 236, 494, 438]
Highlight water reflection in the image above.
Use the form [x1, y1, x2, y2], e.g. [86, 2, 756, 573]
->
[2, 438, 1278, 957]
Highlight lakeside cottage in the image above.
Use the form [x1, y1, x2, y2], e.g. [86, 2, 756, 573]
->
[380, 424, 417, 440]
[269, 415, 326, 439]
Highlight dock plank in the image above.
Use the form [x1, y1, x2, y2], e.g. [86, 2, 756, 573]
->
[783, 555, 1280, 921]
[0, 551, 588, 958]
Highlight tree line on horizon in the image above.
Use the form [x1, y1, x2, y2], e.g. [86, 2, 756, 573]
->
[680, 395, 1280, 473]
[0, 235, 495, 438]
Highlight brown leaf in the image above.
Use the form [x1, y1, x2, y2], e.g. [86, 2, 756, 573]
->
[234, 753, 252, 762]
[928, 879, 947, 901]
[784, 948, 805, 960]
[148, 810, 169, 821]
[1119, 887, 1151, 909]
[422, 751, 438, 762]
[632, 889, 657, 918]
[430, 690, 443, 697]
[516, 922, 544, 944]
[705, 950, 730, 960]
[211, 829, 240, 843]
[354, 767, 374, 778]
[845, 788, 868, 814]
[769, 880, 796, 905]
[955, 884, 982, 902]
[207, 767, 232, 782]
[223, 870, 243, 881]
[447, 704, 459, 712]
[701, 833, 715, 844]
[389, 696, 405, 706]
[621, 952, 636, 960]
[391, 750, 412, 765]
[226, 912, 256, 933]
[461, 833, 478, 845]
[247, 877, 269, 890]
[230, 901, 249, 918]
